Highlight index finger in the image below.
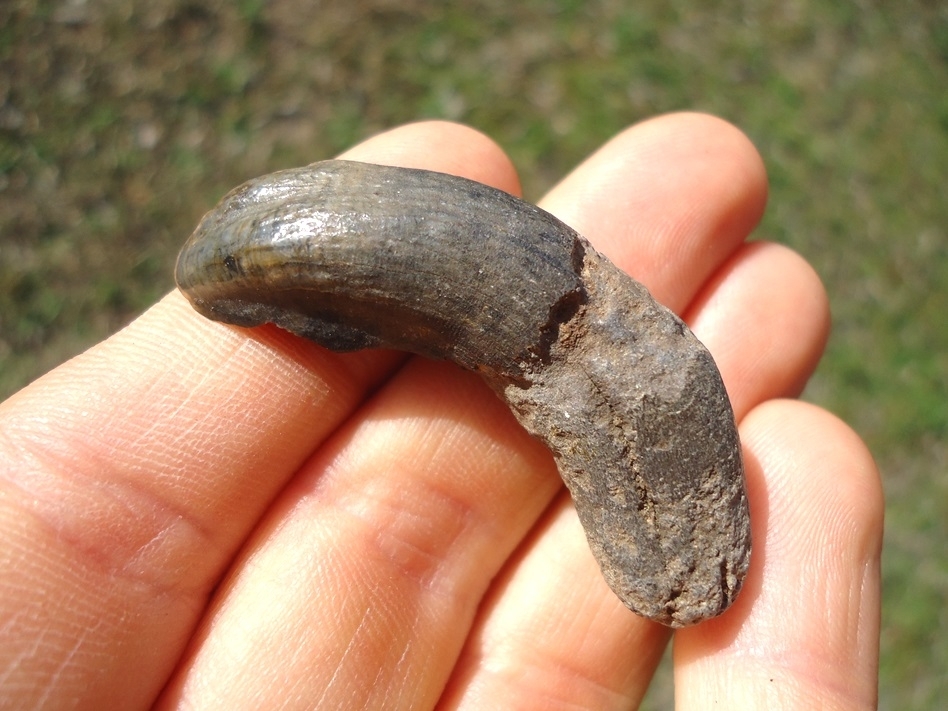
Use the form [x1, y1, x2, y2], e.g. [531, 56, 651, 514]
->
[0, 121, 519, 709]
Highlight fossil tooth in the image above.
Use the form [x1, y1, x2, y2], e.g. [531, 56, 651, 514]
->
[175, 159, 751, 627]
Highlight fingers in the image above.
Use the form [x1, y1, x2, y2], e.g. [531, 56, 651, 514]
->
[158, 358, 563, 709]
[674, 400, 883, 709]
[342, 120, 523, 193]
[439, 114, 832, 708]
[1, 111, 859, 711]
[0, 294, 393, 708]
[155, 126, 547, 709]
[0, 121, 518, 709]
[540, 112, 768, 312]
[438, 493, 672, 710]
[685, 240, 830, 420]
[160, 113, 780, 708]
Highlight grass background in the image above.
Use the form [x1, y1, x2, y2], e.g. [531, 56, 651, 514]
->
[2, 1, 945, 707]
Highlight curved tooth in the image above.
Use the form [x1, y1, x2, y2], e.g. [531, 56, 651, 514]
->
[175, 159, 751, 627]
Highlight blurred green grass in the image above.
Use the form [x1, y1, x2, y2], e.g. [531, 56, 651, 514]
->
[1, 1, 945, 707]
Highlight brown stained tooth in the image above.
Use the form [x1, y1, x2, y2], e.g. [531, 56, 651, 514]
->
[175, 159, 751, 627]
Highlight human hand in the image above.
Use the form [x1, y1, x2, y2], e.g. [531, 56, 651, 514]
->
[0, 114, 882, 709]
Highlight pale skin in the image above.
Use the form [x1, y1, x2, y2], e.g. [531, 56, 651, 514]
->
[0, 113, 882, 709]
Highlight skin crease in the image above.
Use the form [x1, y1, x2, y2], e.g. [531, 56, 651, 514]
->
[0, 114, 882, 709]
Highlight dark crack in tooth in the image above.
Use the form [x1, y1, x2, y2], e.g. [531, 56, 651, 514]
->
[175, 159, 752, 627]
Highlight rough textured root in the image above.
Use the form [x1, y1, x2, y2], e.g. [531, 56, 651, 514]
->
[496, 245, 750, 627]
